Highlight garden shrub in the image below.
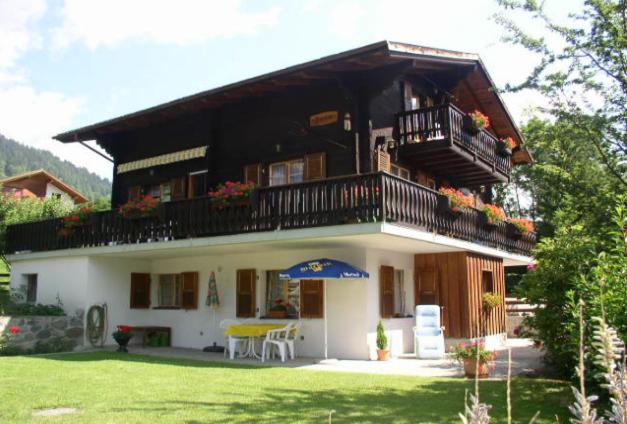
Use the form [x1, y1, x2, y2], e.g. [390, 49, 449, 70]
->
[3, 302, 65, 316]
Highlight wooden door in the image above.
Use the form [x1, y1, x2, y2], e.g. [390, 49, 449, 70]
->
[380, 266, 394, 318]
[236, 269, 256, 317]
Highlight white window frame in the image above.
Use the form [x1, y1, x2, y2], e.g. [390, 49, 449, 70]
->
[391, 164, 410, 181]
[269, 159, 304, 186]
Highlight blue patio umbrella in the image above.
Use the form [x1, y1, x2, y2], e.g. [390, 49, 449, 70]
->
[279, 258, 369, 359]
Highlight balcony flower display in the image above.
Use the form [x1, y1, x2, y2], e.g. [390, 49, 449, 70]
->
[450, 340, 497, 378]
[63, 206, 93, 229]
[438, 187, 474, 215]
[479, 203, 506, 226]
[119, 195, 160, 219]
[464, 110, 490, 134]
[497, 136, 515, 155]
[208, 181, 256, 209]
[508, 217, 534, 234]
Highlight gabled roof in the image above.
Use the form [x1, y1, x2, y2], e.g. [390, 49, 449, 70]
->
[53, 40, 525, 152]
[0, 169, 89, 203]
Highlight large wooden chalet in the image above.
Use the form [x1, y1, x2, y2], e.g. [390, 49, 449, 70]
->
[6, 41, 535, 359]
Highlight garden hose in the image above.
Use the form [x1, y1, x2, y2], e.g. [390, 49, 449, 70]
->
[86, 303, 108, 348]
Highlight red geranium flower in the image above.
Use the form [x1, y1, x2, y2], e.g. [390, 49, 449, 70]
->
[9, 327, 20, 334]
[117, 325, 133, 333]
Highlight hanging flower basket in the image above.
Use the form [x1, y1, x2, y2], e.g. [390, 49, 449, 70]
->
[463, 110, 490, 135]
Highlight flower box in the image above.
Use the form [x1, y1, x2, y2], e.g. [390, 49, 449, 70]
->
[463, 110, 490, 135]
[506, 222, 523, 240]
[437, 196, 462, 217]
[119, 195, 160, 220]
[477, 211, 495, 229]
[497, 142, 512, 156]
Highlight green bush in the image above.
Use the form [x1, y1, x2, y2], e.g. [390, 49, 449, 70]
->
[0, 336, 76, 356]
[3, 302, 65, 316]
[376, 321, 388, 350]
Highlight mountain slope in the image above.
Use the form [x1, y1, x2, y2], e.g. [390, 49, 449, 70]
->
[0, 134, 111, 200]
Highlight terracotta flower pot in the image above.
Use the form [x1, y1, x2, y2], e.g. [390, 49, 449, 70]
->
[463, 357, 490, 378]
[377, 349, 390, 361]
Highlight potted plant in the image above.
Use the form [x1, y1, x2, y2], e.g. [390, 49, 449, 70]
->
[112, 325, 133, 352]
[376, 320, 390, 361]
[208, 181, 256, 209]
[506, 217, 534, 239]
[463, 110, 490, 135]
[497, 136, 515, 156]
[437, 187, 474, 217]
[482, 292, 502, 311]
[58, 205, 93, 236]
[450, 340, 496, 378]
[268, 298, 288, 319]
[119, 195, 160, 219]
[478, 204, 506, 228]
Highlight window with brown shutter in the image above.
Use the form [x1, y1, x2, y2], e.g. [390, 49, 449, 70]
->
[304, 152, 326, 181]
[128, 185, 142, 201]
[300, 279, 324, 318]
[130, 273, 151, 309]
[236, 269, 256, 317]
[171, 177, 187, 201]
[244, 163, 263, 185]
[181, 272, 199, 309]
[380, 266, 395, 318]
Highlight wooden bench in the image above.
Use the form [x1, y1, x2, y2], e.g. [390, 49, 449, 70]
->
[131, 326, 171, 347]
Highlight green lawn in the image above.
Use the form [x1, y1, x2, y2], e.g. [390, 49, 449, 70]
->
[0, 352, 570, 423]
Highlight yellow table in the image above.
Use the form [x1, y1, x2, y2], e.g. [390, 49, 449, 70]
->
[225, 323, 288, 360]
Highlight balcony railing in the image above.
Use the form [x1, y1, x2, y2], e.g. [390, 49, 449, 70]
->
[6, 173, 535, 256]
[395, 104, 512, 176]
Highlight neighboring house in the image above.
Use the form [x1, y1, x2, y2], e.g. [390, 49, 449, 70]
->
[6, 41, 535, 359]
[0, 169, 88, 204]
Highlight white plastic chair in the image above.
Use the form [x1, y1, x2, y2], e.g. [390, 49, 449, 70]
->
[261, 323, 292, 363]
[413, 305, 445, 359]
[219, 319, 245, 358]
[285, 321, 301, 360]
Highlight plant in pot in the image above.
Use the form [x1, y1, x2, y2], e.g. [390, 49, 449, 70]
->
[119, 195, 160, 220]
[450, 340, 496, 378]
[464, 110, 490, 135]
[112, 325, 133, 352]
[506, 217, 534, 239]
[208, 181, 256, 209]
[478, 204, 506, 228]
[497, 136, 515, 156]
[268, 298, 288, 319]
[437, 187, 474, 217]
[482, 292, 502, 311]
[376, 320, 390, 361]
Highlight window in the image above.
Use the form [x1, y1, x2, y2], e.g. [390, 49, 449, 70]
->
[482, 271, 494, 293]
[130, 273, 151, 309]
[158, 274, 182, 307]
[269, 159, 304, 186]
[394, 270, 405, 316]
[244, 164, 262, 185]
[236, 269, 257, 318]
[380, 267, 406, 318]
[160, 183, 172, 202]
[188, 171, 207, 198]
[25, 274, 37, 303]
[391, 164, 410, 181]
[300, 280, 324, 318]
[265, 271, 300, 318]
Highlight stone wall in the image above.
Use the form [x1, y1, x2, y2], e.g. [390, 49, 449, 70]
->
[0, 310, 84, 350]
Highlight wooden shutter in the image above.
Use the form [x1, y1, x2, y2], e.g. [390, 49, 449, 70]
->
[181, 272, 199, 309]
[244, 163, 262, 185]
[300, 279, 324, 318]
[380, 266, 395, 318]
[130, 273, 151, 309]
[128, 185, 142, 201]
[376, 150, 391, 173]
[171, 177, 187, 200]
[416, 268, 439, 305]
[236, 269, 256, 317]
[304, 153, 326, 181]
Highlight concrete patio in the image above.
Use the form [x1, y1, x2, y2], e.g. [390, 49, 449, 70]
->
[99, 338, 545, 379]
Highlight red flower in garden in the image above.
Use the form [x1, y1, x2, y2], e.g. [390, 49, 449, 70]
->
[117, 325, 133, 334]
[9, 327, 20, 334]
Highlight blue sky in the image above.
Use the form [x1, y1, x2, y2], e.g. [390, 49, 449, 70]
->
[0, 0, 580, 180]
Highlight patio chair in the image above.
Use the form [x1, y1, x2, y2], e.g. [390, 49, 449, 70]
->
[414, 305, 445, 359]
[219, 319, 245, 358]
[285, 321, 301, 360]
[261, 323, 292, 363]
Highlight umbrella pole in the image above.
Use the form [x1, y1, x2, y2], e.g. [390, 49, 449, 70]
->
[324, 280, 328, 359]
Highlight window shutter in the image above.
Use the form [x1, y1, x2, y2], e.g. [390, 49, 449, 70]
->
[236, 269, 256, 317]
[181, 272, 199, 309]
[304, 153, 326, 181]
[130, 273, 151, 309]
[128, 185, 142, 201]
[300, 279, 324, 318]
[380, 266, 395, 318]
[244, 163, 263, 185]
[376, 150, 391, 173]
[416, 268, 439, 305]
[171, 177, 187, 201]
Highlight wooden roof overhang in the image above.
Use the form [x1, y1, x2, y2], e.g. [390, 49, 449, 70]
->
[0, 169, 89, 203]
[53, 41, 530, 164]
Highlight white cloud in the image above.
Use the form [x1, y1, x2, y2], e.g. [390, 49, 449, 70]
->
[52, 0, 281, 50]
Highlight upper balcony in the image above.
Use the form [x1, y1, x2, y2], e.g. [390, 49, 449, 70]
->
[395, 104, 512, 186]
[6, 173, 535, 258]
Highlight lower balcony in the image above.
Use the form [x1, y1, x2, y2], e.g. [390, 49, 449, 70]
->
[6, 173, 535, 257]
[395, 104, 512, 186]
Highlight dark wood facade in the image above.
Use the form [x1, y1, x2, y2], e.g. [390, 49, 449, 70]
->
[414, 252, 506, 338]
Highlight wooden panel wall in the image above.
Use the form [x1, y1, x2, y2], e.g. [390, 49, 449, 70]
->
[414, 252, 506, 338]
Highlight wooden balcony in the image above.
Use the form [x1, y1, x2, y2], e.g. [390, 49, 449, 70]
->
[395, 104, 512, 186]
[6, 173, 535, 257]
